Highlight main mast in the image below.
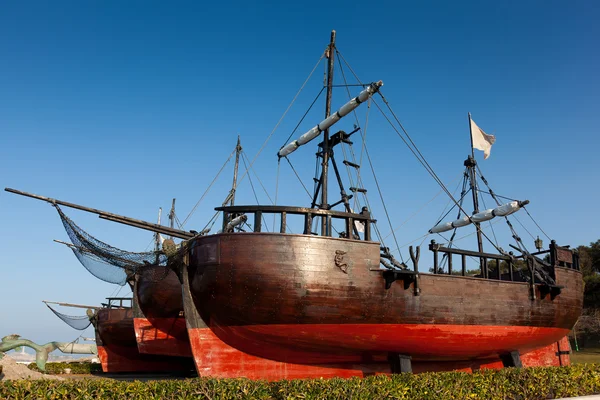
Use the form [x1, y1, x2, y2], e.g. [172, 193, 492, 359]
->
[321, 30, 336, 236]
[155, 207, 162, 252]
[467, 112, 484, 262]
[168, 198, 176, 239]
[231, 135, 242, 206]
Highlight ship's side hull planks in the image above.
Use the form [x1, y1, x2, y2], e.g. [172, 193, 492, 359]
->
[95, 307, 194, 373]
[187, 233, 582, 366]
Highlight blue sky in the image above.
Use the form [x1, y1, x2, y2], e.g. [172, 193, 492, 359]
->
[1, 1, 598, 344]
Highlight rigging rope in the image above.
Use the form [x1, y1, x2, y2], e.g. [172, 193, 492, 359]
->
[181, 147, 236, 227]
[242, 153, 269, 232]
[439, 174, 469, 268]
[273, 159, 281, 231]
[371, 96, 505, 255]
[475, 164, 531, 253]
[334, 50, 404, 261]
[337, 49, 504, 255]
[335, 50, 364, 212]
[512, 214, 536, 241]
[238, 53, 325, 186]
[434, 178, 471, 228]
[523, 207, 552, 241]
[242, 151, 275, 205]
[359, 126, 404, 262]
[280, 87, 326, 149]
[283, 156, 313, 199]
[478, 189, 500, 248]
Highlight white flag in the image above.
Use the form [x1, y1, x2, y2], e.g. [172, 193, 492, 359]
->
[470, 118, 496, 159]
[354, 220, 365, 233]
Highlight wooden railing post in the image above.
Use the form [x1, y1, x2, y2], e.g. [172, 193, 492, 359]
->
[280, 212, 287, 234]
[222, 211, 229, 233]
[361, 207, 371, 241]
[482, 257, 488, 279]
[430, 240, 439, 274]
[254, 211, 262, 232]
[497, 259, 502, 280]
[304, 213, 312, 235]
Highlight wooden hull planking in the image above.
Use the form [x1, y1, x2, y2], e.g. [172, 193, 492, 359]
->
[133, 317, 192, 358]
[95, 307, 194, 373]
[188, 233, 582, 365]
[133, 268, 193, 358]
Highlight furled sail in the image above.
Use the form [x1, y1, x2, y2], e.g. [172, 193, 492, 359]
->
[429, 200, 529, 234]
[278, 81, 383, 157]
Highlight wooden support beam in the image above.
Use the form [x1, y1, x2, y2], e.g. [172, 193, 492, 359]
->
[500, 351, 523, 368]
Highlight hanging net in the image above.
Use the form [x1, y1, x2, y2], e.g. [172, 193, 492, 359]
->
[46, 304, 93, 331]
[55, 205, 170, 285]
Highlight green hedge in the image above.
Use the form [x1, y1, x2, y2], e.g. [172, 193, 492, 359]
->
[3, 364, 600, 399]
[28, 361, 102, 375]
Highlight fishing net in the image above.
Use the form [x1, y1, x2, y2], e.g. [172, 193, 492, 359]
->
[46, 304, 93, 331]
[54, 205, 170, 285]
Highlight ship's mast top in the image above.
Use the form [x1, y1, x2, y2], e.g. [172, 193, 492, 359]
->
[466, 112, 484, 258]
[320, 30, 336, 236]
[168, 198, 176, 239]
[231, 135, 242, 207]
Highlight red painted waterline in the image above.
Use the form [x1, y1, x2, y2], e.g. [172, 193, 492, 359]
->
[188, 327, 571, 380]
[96, 344, 193, 373]
[133, 317, 193, 358]
[208, 322, 570, 364]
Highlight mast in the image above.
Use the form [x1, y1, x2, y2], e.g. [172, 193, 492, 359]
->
[43, 300, 100, 310]
[321, 30, 336, 236]
[5, 188, 195, 239]
[467, 112, 484, 262]
[155, 207, 162, 252]
[231, 135, 242, 206]
[168, 198, 176, 239]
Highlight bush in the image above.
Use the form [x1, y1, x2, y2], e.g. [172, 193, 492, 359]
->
[28, 361, 102, 375]
[2, 364, 600, 399]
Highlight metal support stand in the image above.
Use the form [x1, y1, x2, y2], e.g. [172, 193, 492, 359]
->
[388, 353, 412, 373]
[500, 351, 523, 368]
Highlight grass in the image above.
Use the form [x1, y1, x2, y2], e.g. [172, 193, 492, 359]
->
[572, 348, 600, 364]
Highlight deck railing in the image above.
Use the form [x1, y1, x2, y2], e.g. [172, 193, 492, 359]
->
[102, 297, 132, 309]
[428, 239, 579, 283]
[216, 205, 375, 241]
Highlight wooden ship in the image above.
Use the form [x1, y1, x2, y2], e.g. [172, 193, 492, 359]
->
[44, 298, 194, 373]
[11, 192, 197, 372]
[93, 297, 193, 373]
[5, 139, 244, 373]
[180, 31, 583, 379]
[6, 32, 583, 379]
[131, 204, 192, 358]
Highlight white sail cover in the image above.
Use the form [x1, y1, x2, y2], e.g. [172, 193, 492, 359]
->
[278, 81, 383, 157]
[492, 201, 521, 216]
[429, 215, 471, 234]
[429, 200, 526, 234]
[471, 209, 494, 223]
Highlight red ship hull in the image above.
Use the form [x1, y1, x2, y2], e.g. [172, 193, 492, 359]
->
[187, 326, 571, 380]
[133, 317, 192, 358]
[206, 322, 570, 364]
[95, 307, 195, 373]
[133, 268, 193, 358]
[181, 258, 573, 380]
[189, 234, 582, 363]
